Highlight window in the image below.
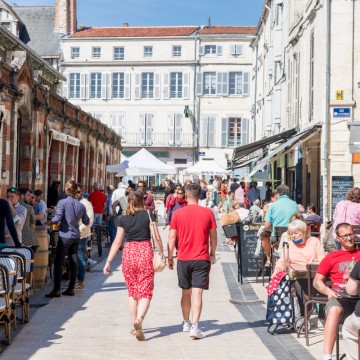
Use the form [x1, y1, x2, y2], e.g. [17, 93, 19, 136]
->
[229, 72, 249, 95]
[230, 44, 243, 56]
[71, 47, 80, 59]
[204, 45, 217, 54]
[170, 72, 183, 98]
[141, 72, 154, 98]
[200, 116, 216, 147]
[309, 30, 314, 121]
[114, 47, 124, 61]
[92, 47, 101, 58]
[203, 72, 216, 95]
[140, 113, 153, 145]
[221, 117, 248, 147]
[109, 113, 125, 138]
[112, 73, 125, 98]
[69, 73, 80, 99]
[90, 73, 102, 98]
[172, 46, 182, 57]
[144, 46, 153, 57]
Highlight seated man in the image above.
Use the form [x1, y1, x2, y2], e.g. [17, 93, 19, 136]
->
[313, 223, 360, 360]
[343, 259, 360, 360]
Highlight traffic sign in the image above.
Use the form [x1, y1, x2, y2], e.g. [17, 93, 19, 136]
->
[333, 108, 350, 118]
[199, 151, 205, 156]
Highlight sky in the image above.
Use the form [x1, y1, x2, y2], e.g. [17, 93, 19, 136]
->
[8, 0, 264, 27]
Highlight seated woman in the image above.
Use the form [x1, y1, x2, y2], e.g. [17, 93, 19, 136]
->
[273, 219, 326, 316]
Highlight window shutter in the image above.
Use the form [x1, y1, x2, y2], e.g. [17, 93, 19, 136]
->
[216, 45, 223, 56]
[200, 117, 207, 147]
[196, 72, 203, 96]
[63, 74, 69, 98]
[146, 114, 153, 145]
[168, 113, 175, 145]
[183, 72, 190, 99]
[208, 116, 216, 147]
[175, 113, 182, 145]
[241, 118, 248, 146]
[236, 44, 243, 55]
[106, 73, 111, 99]
[154, 73, 160, 99]
[243, 72, 249, 95]
[222, 72, 229, 95]
[124, 73, 131, 99]
[199, 45, 205, 56]
[80, 73, 87, 99]
[163, 72, 169, 100]
[140, 113, 146, 145]
[229, 45, 236, 55]
[101, 73, 107, 99]
[216, 73, 223, 95]
[221, 118, 229, 147]
[135, 73, 141, 100]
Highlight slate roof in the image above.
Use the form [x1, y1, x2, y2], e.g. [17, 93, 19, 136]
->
[13, 6, 61, 57]
[69, 26, 199, 38]
[198, 26, 257, 35]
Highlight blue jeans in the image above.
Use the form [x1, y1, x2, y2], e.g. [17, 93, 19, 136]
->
[108, 218, 116, 243]
[77, 237, 90, 282]
[94, 213, 103, 225]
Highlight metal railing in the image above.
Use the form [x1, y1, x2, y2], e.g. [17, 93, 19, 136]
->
[123, 132, 194, 147]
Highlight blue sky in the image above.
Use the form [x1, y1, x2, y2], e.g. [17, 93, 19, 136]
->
[9, 0, 264, 27]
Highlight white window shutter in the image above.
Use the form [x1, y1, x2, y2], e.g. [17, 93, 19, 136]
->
[216, 45, 223, 56]
[208, 116, 216, 147]
[146, 114, 153, 144]
[223, 72, 229, 95]
[140, 113, 146, 145]
[243, 72, 249, 95]
[196, 72, 203, 96]
[109, 113, 114, 127]
[221, 118, 229, 147]
[106, 73, 111, 99]
[236, 44, 243, 55]
[163, 72, 169, 100]
[216, 73, 223, 95]
[199, 45, 205, 56]
[229, 45, 236, 55]
[175, 113, 182, 144]
[168, 113, 175, 145]
[154, 73, 160, 99]
[80, 73, 86, 99]
[241, 118, 248, 146]
[183, 72, 190, 99]
[135, 73, 141, 100]
[101, 73, 107, 99]
[200, 117, 207, 147]
[63, 74, 69, 98]
[124, 73, 131, 99]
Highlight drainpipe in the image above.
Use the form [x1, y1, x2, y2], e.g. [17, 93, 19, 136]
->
[253, 43, 259, 142]
[323, 0, 331, 224]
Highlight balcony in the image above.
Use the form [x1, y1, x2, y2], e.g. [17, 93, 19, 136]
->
[123, 133, 194, 148]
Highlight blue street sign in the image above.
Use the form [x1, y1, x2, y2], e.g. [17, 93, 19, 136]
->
[199, 151, 205, 156]
[333, 108, 350, 118]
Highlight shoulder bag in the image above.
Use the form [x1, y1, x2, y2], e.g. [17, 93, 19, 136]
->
[147, 211, 166, 272]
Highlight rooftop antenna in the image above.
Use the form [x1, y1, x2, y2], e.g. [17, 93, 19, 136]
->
[207, 17, 211, 27]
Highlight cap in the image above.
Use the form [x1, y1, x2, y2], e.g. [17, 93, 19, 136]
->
[7, 186, 20, 195]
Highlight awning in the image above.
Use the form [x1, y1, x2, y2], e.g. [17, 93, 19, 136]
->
[248, 124, 321, 177]
[232, 127, 297, 164]
[67, 135, 80, 147]
[232, 155, 262, 170]
[50, 129, 80, 146]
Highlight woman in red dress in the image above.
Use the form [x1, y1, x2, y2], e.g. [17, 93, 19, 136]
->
[103, 189, 164, 341]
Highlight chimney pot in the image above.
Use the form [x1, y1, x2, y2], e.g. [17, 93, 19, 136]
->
[122, 22, 129, 27]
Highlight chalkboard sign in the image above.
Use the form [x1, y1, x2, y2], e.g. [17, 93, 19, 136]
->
[238, 223, 261, 282]
[331, 176, 353, 216]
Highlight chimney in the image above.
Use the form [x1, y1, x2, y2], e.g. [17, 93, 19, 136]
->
[55, 0, 77, 34]
[122, 22, 129, 27]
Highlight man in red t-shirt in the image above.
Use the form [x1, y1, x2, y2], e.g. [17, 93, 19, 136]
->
[168, 183, 217, 340]
[314, 223, 360, 360]
[88, 183, 107, 225]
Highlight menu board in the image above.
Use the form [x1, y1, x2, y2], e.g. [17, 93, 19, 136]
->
[238, 224, 261, 281]
[331, 176, 353, 216]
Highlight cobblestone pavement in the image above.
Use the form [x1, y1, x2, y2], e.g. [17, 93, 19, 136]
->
[0, 220, 346, 359]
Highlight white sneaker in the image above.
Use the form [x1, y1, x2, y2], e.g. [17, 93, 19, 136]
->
[189, 328, 205, 339]
[182, 321, 191, 332]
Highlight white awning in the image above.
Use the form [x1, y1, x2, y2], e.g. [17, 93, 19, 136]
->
[67, 135, 80, 147]
[50, 129, 80, 147]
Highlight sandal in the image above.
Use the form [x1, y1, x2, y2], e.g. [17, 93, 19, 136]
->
[130, 329, 136, 336]
[133, 319, 145, 341]
[264, 260, 271, 268]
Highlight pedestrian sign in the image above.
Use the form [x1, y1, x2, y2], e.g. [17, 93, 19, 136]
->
[333, 107, 350, 118]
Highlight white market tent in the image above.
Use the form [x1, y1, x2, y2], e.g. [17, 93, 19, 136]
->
[106, 148, 176, 176]
[184, 160, 230, 176]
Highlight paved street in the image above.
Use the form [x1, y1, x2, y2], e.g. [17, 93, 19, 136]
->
[0, 223, 344, 360]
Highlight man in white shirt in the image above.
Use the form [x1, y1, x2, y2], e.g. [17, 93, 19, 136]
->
[111, 182, 128, 216]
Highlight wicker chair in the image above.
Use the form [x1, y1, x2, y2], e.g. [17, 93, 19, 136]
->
[0, 264, 13, 345]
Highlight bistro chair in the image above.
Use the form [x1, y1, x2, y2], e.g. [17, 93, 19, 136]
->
[0, 264, 13, 345]
[269, 226, 288, 274]
[307, 221, 321, 238]
[0, 256, 17, 330]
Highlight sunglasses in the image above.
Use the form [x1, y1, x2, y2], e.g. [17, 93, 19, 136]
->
[137, 185, 145, 188]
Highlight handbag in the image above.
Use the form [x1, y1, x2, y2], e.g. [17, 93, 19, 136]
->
[147, 211, 166, 273]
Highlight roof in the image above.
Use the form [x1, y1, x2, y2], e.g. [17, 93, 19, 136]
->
[198, 26, 257, 35]
[69, 26, 199, 38]
[13, 6, 61, 57]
